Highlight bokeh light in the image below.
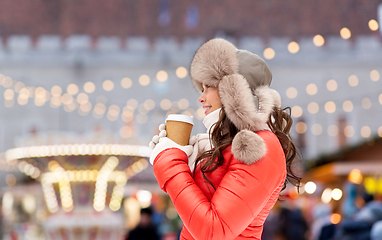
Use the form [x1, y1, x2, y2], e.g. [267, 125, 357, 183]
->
[176, 67, 188, 78]
[311, 123, 323, 135]
[344, 126, 354, 138]
[361, 126, 371, 138]
[307, 102, 319, 114]
[321, 188, 332, 204]
[325, 101, 336, 113]
[368, 19, 379, 31]
[139, 75, 150, 86]
[67, 84, 79, 95]
[156, 70, 168, 82]
[121, 77, 133, 89]
[328, 125, 338, 137]
[348, 75, 358, 87]
[286, 87, 298, 99]
[340, 27, 351, 39]
[102, 80, 114, 91]
[313, 35, 325, 47]
[362, 97, 372, 109]
[295, 122, 307, 134]
[305, 181, 317, 194]
[263, 48, 275, 60]
[83, 82, 96, 93]
[306, 83, 318, 95]
[370, 70, 380, 81]
[326, 79, 338, 91]
[291, 106, 303, 118]
[342, 100, 353, 112]
[288, 41, 300, 54]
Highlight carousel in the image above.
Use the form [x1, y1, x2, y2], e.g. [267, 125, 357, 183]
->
[4, 131, 152, 240]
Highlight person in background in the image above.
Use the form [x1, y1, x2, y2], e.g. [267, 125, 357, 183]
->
[149, 38, 301, 240]
[126, 207, 160, 240]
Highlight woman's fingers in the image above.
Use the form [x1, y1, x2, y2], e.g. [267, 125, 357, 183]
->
[152, 135, 160, 143]
[159, 130, 167, 138]
[159, 124, 166, 131]
[149, 141, 155, 149]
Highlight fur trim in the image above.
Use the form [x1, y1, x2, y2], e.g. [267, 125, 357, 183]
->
[250, 86, 282, 131]
[219, 77, 281, 132]
[219, 74, 259, 131]
[190, 38, 238, 93]
[232, 130, 266, 165]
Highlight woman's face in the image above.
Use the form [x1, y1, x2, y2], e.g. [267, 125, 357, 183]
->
[198, 84, 222, 115]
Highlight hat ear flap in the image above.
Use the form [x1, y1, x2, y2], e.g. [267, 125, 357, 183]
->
[219, 75, 281, 132]
[219, 74, 260, 131]
[232, 130, 266, 165]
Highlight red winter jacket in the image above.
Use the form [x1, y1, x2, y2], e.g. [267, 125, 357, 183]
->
[153, 130, 286, 240]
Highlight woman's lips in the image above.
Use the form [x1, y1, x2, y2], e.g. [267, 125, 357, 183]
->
[203, 106, 212, 114]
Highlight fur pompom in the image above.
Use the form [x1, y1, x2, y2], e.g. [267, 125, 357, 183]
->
[232, 130, 266, 165]
[190, 39, 238, 92]
[219, 74, 259, 130]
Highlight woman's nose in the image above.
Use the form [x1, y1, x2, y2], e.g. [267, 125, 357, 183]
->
[198, 94, 205, 103]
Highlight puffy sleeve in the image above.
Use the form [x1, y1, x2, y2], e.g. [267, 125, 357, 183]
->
[153, 131, 286, 240]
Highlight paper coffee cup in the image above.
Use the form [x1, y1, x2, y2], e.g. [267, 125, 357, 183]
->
[166, 114, 194, 146]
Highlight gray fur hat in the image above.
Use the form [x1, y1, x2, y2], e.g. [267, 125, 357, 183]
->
[190, 38, 281, 164]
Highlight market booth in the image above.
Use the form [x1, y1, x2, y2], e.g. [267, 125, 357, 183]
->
[301, 136, 382, 222]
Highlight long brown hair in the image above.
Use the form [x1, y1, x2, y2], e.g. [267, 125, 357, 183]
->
[194, 107, 301, 192]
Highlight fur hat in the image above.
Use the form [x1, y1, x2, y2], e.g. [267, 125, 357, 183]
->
[190, 38, 281, 164]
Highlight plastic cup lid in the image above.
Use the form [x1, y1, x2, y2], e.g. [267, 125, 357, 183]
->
[166, 114, 194, 125]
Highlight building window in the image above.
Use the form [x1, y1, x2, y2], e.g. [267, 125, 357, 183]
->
[158, 1, 171, 27]
[379, 4, 382, 35]
[185, 4, 199, 29]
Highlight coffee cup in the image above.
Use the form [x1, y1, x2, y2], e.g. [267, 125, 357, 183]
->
[165, 114, 194, 146]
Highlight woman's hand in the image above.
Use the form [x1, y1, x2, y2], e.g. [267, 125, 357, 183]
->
[149, 123, 194, 165]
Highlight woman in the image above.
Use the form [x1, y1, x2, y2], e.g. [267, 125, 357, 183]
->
[149, 38, 301, 240]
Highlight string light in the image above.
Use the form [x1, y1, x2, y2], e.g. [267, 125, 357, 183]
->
[67, 84, 79, 95]
[344, 126, 354, 138]
[177, 99, 189, 110]
[156, 70, 168, 82]
[326, 80, 338, 91]
[295, 122, 307, 134]
[343, 100, 353, 112]
[306, 83, 318, 95]
[160, 99, 172, 110]
[288, 41, 300, 54]
[328, 125, 339, 137]
[307, 102, 319, 114]
[368, 19, 379, 31]
[286, 87, 298, 99]
[176, 67, 188, 78]
[102, 80, 114, 91]
[340, 27, 351, 39]
[139, 75, 150, 86]
[311, 123, 323, 135]
[361, 126, 371, 138]
[348, 75, 359, 87]
[5, 144, 151, 161]
[370, 70, 380, 81]
[291, 106, 303, 118]
[263, 48, 275, 60]
[83, 82, 96, 93]
[313, 35, 325, 47]
[121, 77, 132, 89]
[362, 98, 372, 109]
[325, 101, 336, 113]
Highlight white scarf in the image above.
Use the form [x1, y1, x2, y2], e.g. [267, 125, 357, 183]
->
[188, 108, 221, 171]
